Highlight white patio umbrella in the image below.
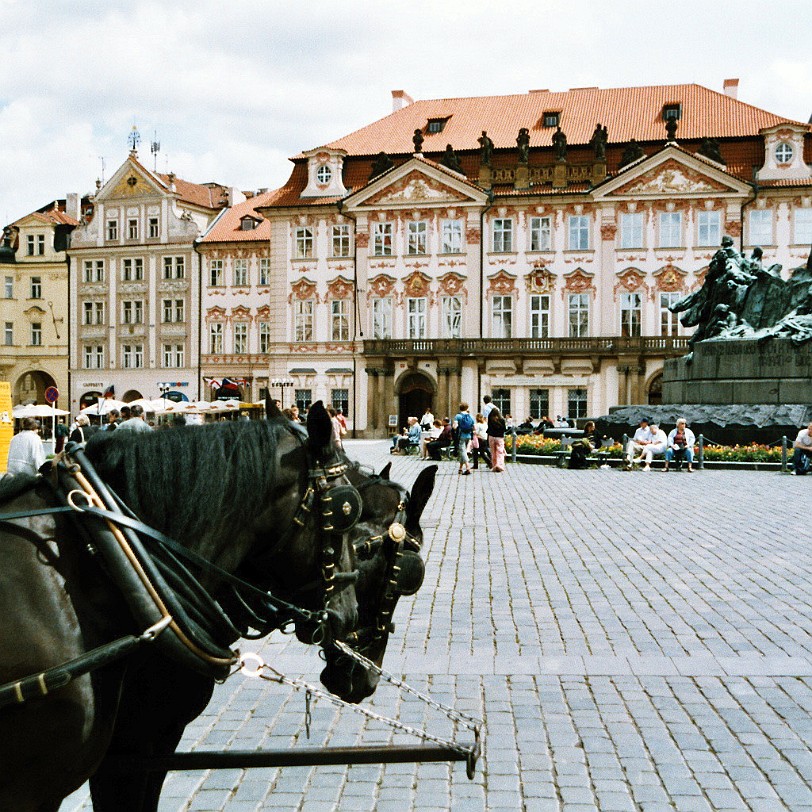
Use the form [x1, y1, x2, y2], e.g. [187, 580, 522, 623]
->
[80, 398, 127, 416]
[12, 404, 36, 418]
[126, 398, 160, 413]
[25, 404, 70, 417]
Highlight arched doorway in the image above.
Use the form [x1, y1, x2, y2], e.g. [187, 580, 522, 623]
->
[647, 372, 663, 406]
[122, 389, 143, 403]
[396, 372, 435, 430]
[14, 370, 56, 405]
[80, 390, 103, 410]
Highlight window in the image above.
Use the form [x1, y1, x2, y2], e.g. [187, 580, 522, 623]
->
[568, 293, 589, 337]
[294, 227, 314, 259]
[163, 256, 185, 279]
[620, 292, 642, 337]
[122, 258, 143, 281]
[568, 388, 588, 419]
[259, 322, 271, 353]
[259, 258, 270, 285]
[209, 323, 223, 354]
[331, 225, 351, 257]
[426, 119, 446, 134]
[26, 234, 44, 255]
[122, 344, 144, 369]
[492, 295, 512, 338]
[568, 215, 590, 250]
[441, 220, 462, 254]
[233, 259, 248, 286]
[240, 217, 257, 231]
[407, 297, 426, 339]
[659, 212, 682, 248]
[162, 299, 184, 323]
[660, 292, 681, 336]
[148, 217, 159, 238]
[492, 388, 511, 416]
[295, 389, 312, 412]
[4, 276, 12, 298]
[775, 142, 794, 164]
[697, 210, 721, 246]
[83, 301, 104, 325]
[316, 165, 332, 185]
[662, 103, 682, 121]
[106, 220, 118, 241]
[372, 222, 393, 256]
[294, 300, 314, 342]
[542, 112, 560, 128]
[122, 300, 144, 324]
[233, 322, 248, 354]
[162, 344, 184, 368]
[529, 294, 550, 339]
[795, 209, 812, 244]
[530, 217, 552, 251]
[749, 210, 773, 245]
[441, 295, 462, 338]
[30, 276, 41, 299]
[331, 300, 350, 341]
[492, 219, 513, 252]
[83, 260, 104, 283]
[331, 388, 349, 418]
[530, 388, 550, 420]
[209, 259, 223, 287]
[620, 213, 644, 249]
[407, 221, 427, 255]
[83, 344, 104, 369]
[127, 218, 138, 240]
[4, 322, 12, 345]
[371, 298, 392, 339]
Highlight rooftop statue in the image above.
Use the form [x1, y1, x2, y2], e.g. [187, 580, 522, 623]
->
[671, 238, 812, 348]
[516, 127, 530, 165]
[619, 139, 645, 168]
[590, 123, 608, 160]
[478, 130, 494, 166]
[412, 128, 424, 154]
[439, 144, 463, 174]
[369, 151, 394, 180]
[552, 126, 567, 161]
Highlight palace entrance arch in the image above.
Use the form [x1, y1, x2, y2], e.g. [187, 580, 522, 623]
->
[14, 370, 56, 405]
[396, 372, 435, 432]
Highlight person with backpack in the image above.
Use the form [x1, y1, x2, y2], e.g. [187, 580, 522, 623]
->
[453, 402, 475, 475]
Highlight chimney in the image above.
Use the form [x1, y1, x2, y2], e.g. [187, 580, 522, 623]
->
[391, 89, 414, 113]
[723, 78, 739, 99]
[66, 193, 80, 221]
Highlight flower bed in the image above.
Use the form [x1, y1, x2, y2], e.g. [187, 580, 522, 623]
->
[505, 435, 784, 463]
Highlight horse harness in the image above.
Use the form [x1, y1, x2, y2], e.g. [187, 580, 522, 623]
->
[0, 441, 380, 710]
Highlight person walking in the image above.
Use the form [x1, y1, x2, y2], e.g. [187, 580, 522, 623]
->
[7, 417, 46, 475]
[487, 407, 507, 472]
[117, 404, 152, 433]
[453, 403, 475, 475]
[472, 413, 492, 470]
[69, 414, 91, 443]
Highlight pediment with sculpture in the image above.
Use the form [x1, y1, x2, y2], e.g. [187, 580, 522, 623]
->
[364, 170, 471, 207]
[614, 158, 730, 196]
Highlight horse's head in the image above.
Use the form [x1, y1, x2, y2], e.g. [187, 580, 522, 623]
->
[319, 461, 437, 703]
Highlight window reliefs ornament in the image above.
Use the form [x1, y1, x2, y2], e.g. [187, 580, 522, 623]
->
[757, 124, 811, 182]
[301, 148, 348, 198]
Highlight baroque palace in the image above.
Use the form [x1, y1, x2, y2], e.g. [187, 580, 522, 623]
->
[2, 80, 811, 433]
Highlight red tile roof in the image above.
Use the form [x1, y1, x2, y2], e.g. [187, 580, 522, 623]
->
[155, 173, 230, 210]
[199, 190, 276, 243]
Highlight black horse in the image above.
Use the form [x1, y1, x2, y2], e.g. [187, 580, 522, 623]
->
[0, 402, 437, 811]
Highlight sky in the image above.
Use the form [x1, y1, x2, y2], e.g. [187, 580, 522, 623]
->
[1, 0, 810, 225]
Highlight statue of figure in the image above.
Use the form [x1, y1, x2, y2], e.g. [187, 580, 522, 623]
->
[590, 123, 608, 160]
[0, 226, 15, 264]
[440, 144, 463, 174]
[369, 151, 394, 180]
[698, 137, 724, 164]
[478, 130, 494, 166]
[619, 139, 645, 168]
[516, 127, 530, 165]
[665, 117, 678, 142]
[552, 127, 567, 161]
[412, 129, 424, 154]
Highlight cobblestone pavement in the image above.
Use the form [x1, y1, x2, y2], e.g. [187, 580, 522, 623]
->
[63, 440, 812, 811]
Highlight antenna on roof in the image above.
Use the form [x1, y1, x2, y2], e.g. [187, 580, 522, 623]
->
[150, 131, 161, 172]
[128, 124, 141, 156]
[98, 156, 106, 186]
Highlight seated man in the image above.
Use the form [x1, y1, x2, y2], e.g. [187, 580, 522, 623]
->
[391, 416, 421, 454]
[792, 421, 812, 475]
[664, 418, 695, 472]
[420, 419, 442, 460]
[624, 418, 651, 470]
[516, 416, 535, 435]
[633, 422, 667, 471]
[427, 418, 453, 461]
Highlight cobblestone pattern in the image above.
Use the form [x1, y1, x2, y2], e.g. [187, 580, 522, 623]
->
[64, 442, 812, 811]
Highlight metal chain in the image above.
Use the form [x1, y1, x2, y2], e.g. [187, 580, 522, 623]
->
[333, 641, 482, 731]
[240, 656, 477, 757]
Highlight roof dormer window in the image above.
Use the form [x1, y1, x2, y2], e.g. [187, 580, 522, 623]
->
[240, 216, 257, 231]
[663, 103, 682, 121]
[426, 118, 449, 134]
[542, 112, 560, 128]
[775, 142, 794, 164]
[316, 165, 333, 185]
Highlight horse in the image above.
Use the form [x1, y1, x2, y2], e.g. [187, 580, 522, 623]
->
[0, 401, 437, 811]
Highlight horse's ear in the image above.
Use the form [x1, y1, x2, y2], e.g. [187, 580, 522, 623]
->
[265, 395, 282, 420]
[307, 400, 333, 453]
[379, 462, 392, 480]
[406, 465, 437, 528]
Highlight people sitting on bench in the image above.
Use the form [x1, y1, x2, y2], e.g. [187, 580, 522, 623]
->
[629, 421, 667, 472]
[390, 416, 421, 454]
[792, 421, 812, 475]
[664, 418, 695, 472]
[426, 418, 453, 460]
[568, 420, 601, 469]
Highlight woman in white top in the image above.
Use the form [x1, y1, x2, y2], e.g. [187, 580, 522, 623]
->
[471, 413, 491, 470]
[7, 418, 46, 476]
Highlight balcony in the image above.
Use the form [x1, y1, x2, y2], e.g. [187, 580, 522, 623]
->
[362, 336, 690, 357]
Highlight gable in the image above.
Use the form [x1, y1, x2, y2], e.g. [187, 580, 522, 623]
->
[615, 159, 729, 196]
[96, 158, 166, 203]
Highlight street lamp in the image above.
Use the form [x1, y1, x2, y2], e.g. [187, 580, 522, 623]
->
[158, 383, 171, 406]
[270, 377, 294, 408]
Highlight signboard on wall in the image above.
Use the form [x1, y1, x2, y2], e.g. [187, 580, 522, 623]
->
[0, 382, 13, 474]
[388, 414, 398, 428]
